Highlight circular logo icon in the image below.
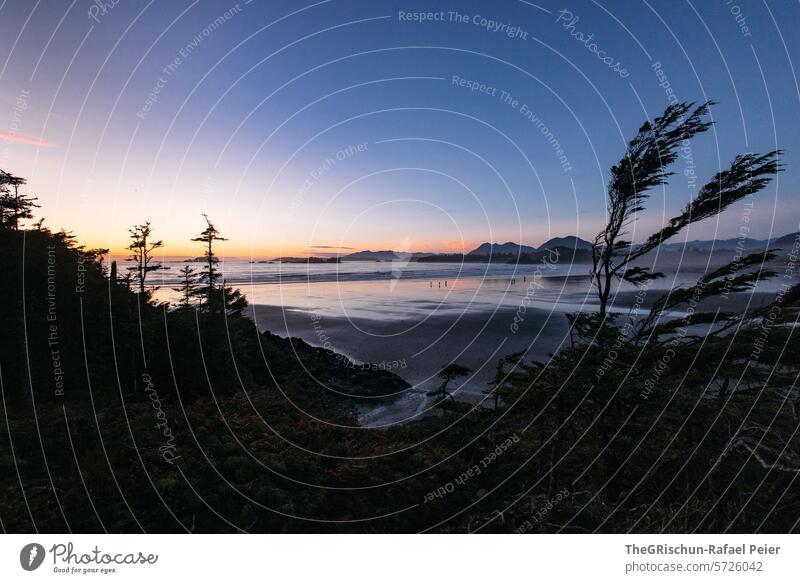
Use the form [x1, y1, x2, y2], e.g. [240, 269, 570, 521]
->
[20, 543, 46, 571]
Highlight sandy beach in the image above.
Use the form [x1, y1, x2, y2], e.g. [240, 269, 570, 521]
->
[246, 274, 788, 426]
[248, 301, 572, 425]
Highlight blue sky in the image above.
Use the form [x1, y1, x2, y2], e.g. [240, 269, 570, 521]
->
[1, 0, 798, 256]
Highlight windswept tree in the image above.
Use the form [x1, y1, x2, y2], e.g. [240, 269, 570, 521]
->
[126, 221, 168, 294]
[191, 214, 227, 303]
[588, 101, 780, 318]
[428, 363, 471, 408]
[0, 170, 39, 230]
[484, 351, 526, 411]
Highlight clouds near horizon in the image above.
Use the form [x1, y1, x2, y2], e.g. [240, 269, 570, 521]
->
[0, 130, 54, 148]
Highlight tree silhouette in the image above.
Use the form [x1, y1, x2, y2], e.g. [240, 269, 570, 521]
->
[428, 363, 471, 404]
[126, 221, 168, 294]
[0, 170, 38, 230]
[207, 279, 248, 317]
[588, 101, 780, 318]
[484, 351, 526, 411]
[173, 265, 199, 310]
[191, 214, 227, 304]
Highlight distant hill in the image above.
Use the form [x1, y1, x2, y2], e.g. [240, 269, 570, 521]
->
[542, 246, 594, 263]
[659, 232, 799, 252]
[273, 256, 341, 263]
[538, 236, 593, 251]
[342, 232, 798, 264]
[182, 256, 211, 263]
[511, 246, 593, 264]
[772, 232, 800, 250]
[341, 250, 396, 261]
[467, 237, 591, 256]
[341, 250, 434, 261]
[416, 246, 594, 264]
[467, 242, 536, 256]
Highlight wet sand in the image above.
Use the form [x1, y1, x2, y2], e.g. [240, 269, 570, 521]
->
[247, 283, 785, 426]
[248, 302, 571, 426]
[249, 303, 571, 395]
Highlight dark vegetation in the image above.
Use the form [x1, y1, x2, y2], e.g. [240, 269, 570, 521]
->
[1, 102, 799, 533]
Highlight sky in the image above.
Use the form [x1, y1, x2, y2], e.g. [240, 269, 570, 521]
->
[1, 0, 798, 258]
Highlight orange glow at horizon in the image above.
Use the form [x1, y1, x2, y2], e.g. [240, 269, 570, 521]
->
[96, 238, 482, 259]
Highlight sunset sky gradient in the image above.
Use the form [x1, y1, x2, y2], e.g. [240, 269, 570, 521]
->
[1, 0, 798, 257]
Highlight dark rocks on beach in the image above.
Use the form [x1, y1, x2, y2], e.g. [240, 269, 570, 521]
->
[258, 331, 410, 409]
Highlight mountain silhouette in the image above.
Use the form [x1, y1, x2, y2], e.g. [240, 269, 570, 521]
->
[538, 236, 593, 251]
[467, 242, 536, 256]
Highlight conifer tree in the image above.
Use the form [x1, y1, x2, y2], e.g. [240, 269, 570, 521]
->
[126, 221, 167, 294]
[191, 214, 227, 304]
[209, 279, 248, 317]
[0, 170, 38, 230]
[173, 265, 199, 310]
